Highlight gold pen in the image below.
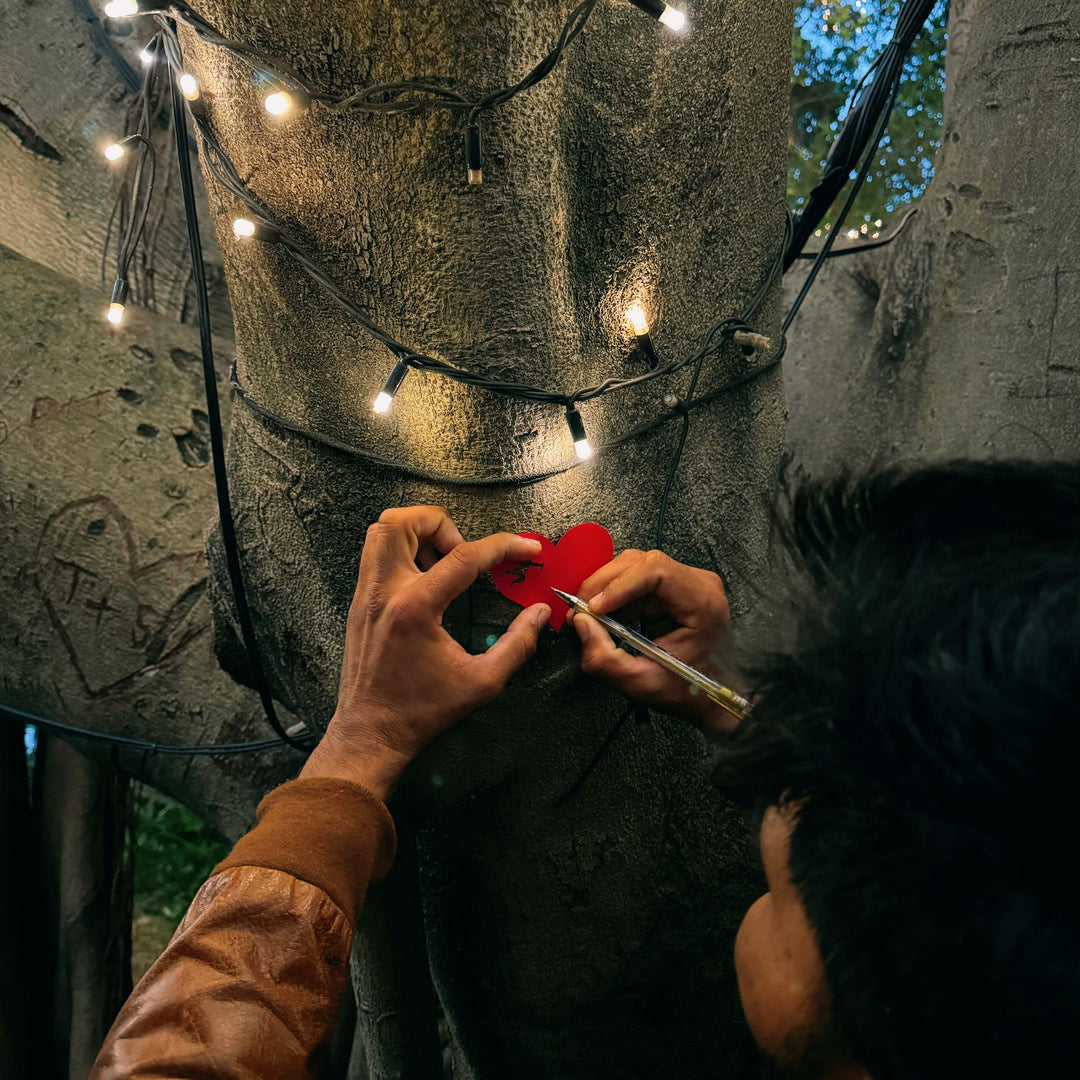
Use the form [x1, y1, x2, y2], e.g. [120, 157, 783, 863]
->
[551, 588, 751, 721]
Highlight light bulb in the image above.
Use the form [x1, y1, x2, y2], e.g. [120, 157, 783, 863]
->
[626, 303, 658, 366]
[106, 279, 129, 325]
[104, 0, 139, 17]
[104, 142, 126, 161]
[627, 303, 649, 336]
[372, 361, 410, 415]
[658, 5, 687, 31]
[565, 406, 594, 461]
[264, 91, 292, 116]
[139, 46, 155, 65]
[179, 73, 199, 101]
[232, 217, 257, 238]
[629, 0, 688, 32]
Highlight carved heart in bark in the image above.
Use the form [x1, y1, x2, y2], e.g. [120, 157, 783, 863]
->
[33, 496, 208, 695]
[491, 523, 614, 631]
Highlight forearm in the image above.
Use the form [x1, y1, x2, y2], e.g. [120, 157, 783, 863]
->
[91, 778, 396, 1080]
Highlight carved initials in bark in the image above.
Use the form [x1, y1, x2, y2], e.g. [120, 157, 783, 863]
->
[34, 496, 208, 696]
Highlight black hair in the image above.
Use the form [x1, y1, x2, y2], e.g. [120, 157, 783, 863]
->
[714, 460, 1080, 1080]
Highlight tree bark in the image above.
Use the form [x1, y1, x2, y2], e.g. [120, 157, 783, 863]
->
[0, 0, 232, 330]
[34, 734, 132, 1080]
[785, 0, 1080, 474]
[0, 243, 300, 841]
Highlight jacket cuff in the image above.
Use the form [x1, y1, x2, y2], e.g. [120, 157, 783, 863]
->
[213, 777, 397, 925]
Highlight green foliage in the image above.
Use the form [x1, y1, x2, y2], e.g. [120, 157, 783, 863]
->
[131, 785, 230, 928]
[790, 1, 949, 234]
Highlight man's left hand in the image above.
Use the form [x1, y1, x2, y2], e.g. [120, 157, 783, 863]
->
[301, 506, 551, 799]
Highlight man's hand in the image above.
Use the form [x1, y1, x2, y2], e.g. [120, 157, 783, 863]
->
[301, 506, 551, 799]
[573, 549, 739, 734]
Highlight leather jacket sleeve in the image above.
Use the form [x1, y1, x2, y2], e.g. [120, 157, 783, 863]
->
[90, 778, 397, 1080]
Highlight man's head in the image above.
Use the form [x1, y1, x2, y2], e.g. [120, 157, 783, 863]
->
[718, 461, 1080, 1079]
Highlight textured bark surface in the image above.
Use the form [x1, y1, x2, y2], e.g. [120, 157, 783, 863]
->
[0, 0, 232, 329]
[785, 0, 1080, 474]
[34, 735, 132, 1080]
[0, 245, 299, 840]
[168, 2, 793, 1076]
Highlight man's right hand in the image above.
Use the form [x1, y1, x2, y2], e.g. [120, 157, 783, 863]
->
[572, 549, 740, 734]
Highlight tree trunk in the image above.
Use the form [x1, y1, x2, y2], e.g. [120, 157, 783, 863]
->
[785, 0, 1080, 474]
[34, 734, 132, 1080]
[176, 2, 790, 1075]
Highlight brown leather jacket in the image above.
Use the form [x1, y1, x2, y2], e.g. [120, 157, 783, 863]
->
[90, 778, 397, 1080]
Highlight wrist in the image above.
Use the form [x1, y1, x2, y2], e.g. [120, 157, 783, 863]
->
[299, 727, 410, 803]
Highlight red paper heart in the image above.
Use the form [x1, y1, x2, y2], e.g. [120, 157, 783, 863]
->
[491, 523, 614, 631]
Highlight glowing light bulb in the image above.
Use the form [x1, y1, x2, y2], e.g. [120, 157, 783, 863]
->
[373, 361, 410, 415]
[630, 0, 688, 31]
[106, 279, 129, 325]
[232, 217, 257, 238]
[626, 303, 658, 366]
[104, 142, 126, 161]
[565, 406, 594, 461]
[179, 73, 199, 101]
[139, 46, 156, 65]
[627, 303, 650, 336]
[264, 91, 292, 116]
[104, 0, 139, 17]
[658, 5, 687, 31]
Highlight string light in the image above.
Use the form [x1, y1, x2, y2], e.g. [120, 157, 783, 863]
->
[103, 141, 126, 161]
[565, 406, 594, 460]
[103, 0, 139, 17]
[263, 90, 292, 116]
[372, 361, 410, 414]
[139, 45, 156, 65]
[465, 122, 483, 186]
[629, 0, 688, 32]
[179, 72, 200, 101]
[627, 303, 659, 367]
[106, 13, 777, 471]
[106, 279, 129, 325]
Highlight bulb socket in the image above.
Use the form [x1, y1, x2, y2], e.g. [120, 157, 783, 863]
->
[374, 360, 410, 413]
[111, 279, 130, 307]
[635, 329, 659, 368]
[465, 123, 483, 186]
[565, 406, 588, 445]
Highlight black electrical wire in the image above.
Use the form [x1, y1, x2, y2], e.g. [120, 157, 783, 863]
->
[140, 0, 600, 122]
[783, 0, 938, 268]
[792, 205, 918, 259]
[1, 703, 310, 757]
[784, 80, 898, 335]
[168, 48, 309, 752]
